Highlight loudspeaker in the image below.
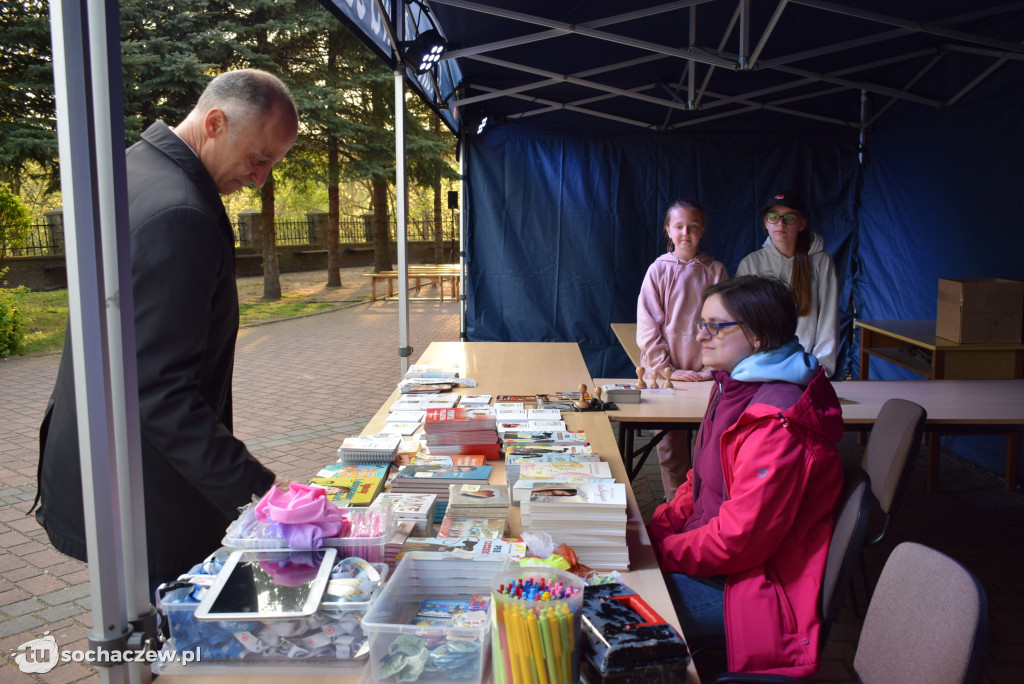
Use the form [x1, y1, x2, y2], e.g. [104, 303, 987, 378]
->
[447, 191, 459, 210]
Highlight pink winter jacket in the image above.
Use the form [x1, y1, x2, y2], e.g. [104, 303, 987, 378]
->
[636, 252, 728, 384]
[649, 369, 844, 677]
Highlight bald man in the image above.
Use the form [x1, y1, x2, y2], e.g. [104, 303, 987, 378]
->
[35, 69, 299, 594]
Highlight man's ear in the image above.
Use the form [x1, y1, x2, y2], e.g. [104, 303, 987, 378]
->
[203, 108, 227, 139]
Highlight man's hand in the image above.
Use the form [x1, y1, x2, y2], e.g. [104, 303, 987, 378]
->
[273, 474, 294, 491]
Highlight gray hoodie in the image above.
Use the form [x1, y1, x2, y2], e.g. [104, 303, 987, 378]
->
[735, 231, 840, 376]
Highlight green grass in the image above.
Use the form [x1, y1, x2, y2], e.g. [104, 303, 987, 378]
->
[4, 288, 342, 355]
[238, 296, 339, 324]
[11, 288, 69, 354]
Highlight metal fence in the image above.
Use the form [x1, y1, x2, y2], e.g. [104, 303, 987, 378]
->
[13, 217, 458, 256]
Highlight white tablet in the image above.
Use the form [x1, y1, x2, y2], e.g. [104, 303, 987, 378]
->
[194, 548, 337, 621]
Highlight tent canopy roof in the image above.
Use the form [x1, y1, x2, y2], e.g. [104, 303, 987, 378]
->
[325, 0, 1024, 135]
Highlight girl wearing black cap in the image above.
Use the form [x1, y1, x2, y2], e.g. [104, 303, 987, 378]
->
[735, 190, 839, 377]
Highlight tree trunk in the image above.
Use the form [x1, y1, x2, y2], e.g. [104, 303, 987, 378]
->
[372, 177, 390, 273]
[326, 136, 342, 287]
[432, 116, 444, 264]
[261, 171, 281, 300]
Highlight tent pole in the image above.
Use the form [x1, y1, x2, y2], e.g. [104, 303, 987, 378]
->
[395, 0, 411, 376]
[458, 129, 467, 341]
[87, 0, 154, 644]
[49, 0, 141, 681]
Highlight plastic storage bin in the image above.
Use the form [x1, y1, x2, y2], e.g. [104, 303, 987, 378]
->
[154, 558, 388, 676]
[222, 502, 393, 563]
[361, 553, 513, 683]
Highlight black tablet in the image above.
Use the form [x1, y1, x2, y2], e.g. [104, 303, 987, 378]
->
[194, 548, 336, 620]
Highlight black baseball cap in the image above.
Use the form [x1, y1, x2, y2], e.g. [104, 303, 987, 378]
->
[759, 190, 808, 216]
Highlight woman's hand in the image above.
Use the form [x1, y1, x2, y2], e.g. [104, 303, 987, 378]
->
[671, 369, 712, 382]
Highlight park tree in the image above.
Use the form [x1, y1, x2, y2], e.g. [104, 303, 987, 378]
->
[119, 0, 235, 140]
[0, 0, 57, 193]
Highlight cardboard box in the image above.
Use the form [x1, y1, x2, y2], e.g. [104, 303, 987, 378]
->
[936, 278, 1024, 343]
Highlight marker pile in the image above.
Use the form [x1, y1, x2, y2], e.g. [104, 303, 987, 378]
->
[491, 569, 584, 684]
[497, 577, 579, 602]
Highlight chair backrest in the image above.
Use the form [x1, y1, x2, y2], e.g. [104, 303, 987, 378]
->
[854, 542, 988, 684]
[819, 463, 872, 645]
[861, 398, 926, 542]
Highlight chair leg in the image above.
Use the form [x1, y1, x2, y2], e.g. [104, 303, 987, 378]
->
[851, 552, 871, 619]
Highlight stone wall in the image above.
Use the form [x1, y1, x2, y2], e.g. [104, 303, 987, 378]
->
[5, 242, 446, 290]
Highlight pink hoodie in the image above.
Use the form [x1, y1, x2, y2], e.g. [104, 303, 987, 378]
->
[636, 252, 728, 383]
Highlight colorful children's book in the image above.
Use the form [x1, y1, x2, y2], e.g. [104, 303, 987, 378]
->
[408, 454, 487, 466]
[436, 517, 506, 539]
[308, 467, 388, 506]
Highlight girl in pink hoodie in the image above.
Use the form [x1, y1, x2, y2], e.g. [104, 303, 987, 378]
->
[636, 199, 728, 496]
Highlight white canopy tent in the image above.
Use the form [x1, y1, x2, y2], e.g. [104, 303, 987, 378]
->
[48, 1, 462, 680]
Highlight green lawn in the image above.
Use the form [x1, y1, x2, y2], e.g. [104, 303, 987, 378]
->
[5, 288, 343, 355]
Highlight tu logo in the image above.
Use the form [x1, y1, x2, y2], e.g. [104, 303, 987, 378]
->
[13, 632, 59, 673]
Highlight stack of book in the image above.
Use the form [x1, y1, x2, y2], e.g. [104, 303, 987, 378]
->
[374, 492, 438, 536]
[504, 443, 598, 484]
[457, 394, 492, 406]
[308, 464, 390, 506]
[422, 407, 501, 460]
[521, 482, 630, 570]
[511, 460, 615, 503]
[383, 520, 416, 572]
[404, 363, 460, 380]
[601, 383, 641, 404]
[390, 464, 493, 523]
[440, 483, 510, 537]
[336, 434, 402, 465]
[395, 536, 527, 563]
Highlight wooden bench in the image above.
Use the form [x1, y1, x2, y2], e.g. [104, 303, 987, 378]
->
[363, 265, 461, 302]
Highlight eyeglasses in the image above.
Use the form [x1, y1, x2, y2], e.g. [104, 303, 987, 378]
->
[695, 320, 744, 336]
[764, 213, 802, 225]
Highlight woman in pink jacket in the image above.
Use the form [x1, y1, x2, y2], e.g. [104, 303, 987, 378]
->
[637, 199, 728, 496]
[648, 275, 843, 679]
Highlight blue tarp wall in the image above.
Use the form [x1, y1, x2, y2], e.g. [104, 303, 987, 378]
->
[463, 66, 1024, 480]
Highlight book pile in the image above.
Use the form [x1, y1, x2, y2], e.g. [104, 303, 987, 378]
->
[390, 464, 493, 523]
[336, 434, 402, 465]
[422, 407, 501, 460]
[511, 460, 615, 503]
[458, 394, 492, 406]
[392, 393, 461, 410]
[395, 536, 527, 563]
[374, 492, 438, 536]
[440, 483, 510, 537]
[521, 482, 629, 570]
[501, 429, 592, 482]
[383, 520, 417, 573]
[601, 383, 641, 404]
[404, 363, 460, 380]
[397, 378, 460, 394]
[408, 454, 486, 467]
[308, 464, 390, 506]
[436, 517, 506, 539]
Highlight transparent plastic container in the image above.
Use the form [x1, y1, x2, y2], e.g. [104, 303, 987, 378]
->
[222, 503, 393, 563]
[360, 553, 512, 683]
[155, 561, 388, 675]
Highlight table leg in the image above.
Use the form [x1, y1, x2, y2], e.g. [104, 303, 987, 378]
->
[616, 425, 630, 475]
[1006, 432, 1021, 492]
[927, 432, 941, 493]
[371, 278, 378, 302]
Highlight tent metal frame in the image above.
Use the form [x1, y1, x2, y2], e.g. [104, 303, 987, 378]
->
[423, 0, 1024, 132]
